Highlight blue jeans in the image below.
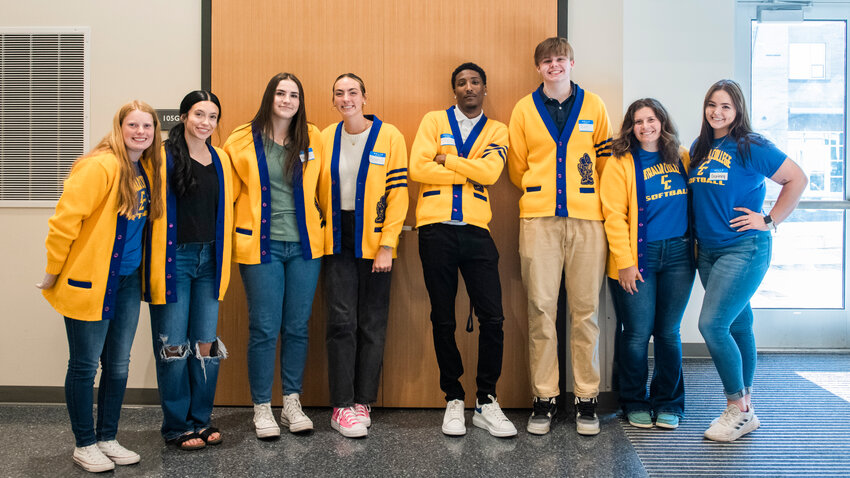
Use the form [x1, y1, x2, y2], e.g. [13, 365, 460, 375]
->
[610, 236, 694, 416]
[697, 232, 771, 400]
[64, 269, 141, 447]
[149, 242, 225, 441]
[240, 240, 321, 404]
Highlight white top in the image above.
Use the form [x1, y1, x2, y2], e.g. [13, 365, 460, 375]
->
[454, 105, 483, 142]
[339, 125, 372, 211]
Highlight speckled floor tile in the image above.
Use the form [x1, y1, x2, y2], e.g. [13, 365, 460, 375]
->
[0, 404, 645, 477]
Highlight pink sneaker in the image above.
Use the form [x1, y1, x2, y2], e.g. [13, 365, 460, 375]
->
[354, 403, 372, 428]
[331, 407, 367, 438]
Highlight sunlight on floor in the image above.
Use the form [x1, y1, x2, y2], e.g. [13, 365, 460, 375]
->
[797, 372, 850, 403]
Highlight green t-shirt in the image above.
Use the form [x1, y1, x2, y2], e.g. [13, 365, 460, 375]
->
[264, 139, 300, 242]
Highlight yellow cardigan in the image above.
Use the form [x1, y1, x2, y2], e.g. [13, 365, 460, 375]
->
[320, 116, 409, 259]
[224, 122, 327, 263]
[600, 147, 690, 280]
[43, 151, 155, 321]
[507, 84, 613, 220]
[143, 144, 235, 304]
[408, 107, 507, 230]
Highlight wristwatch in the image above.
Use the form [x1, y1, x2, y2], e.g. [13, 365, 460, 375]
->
[764, 214, 777, 231]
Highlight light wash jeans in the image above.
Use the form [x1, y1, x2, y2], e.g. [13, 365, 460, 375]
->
[240, 240, 321, 404]
[697, 232, 771, 400]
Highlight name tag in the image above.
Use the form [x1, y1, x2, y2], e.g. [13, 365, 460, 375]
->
[578, 119, 594, 132]
[709, 169, 728, 181]
[440, 134, 454, 146]
[369, 151, 386, 165]
[299, 148, 315, 163]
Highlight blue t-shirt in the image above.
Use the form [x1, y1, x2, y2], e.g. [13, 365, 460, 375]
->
[119, 165, 149, 274]
[640, 149, 688, 242]
[688, 136, 786, 248]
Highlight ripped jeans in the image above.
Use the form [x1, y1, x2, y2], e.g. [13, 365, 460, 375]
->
[149, 242, 227, 441]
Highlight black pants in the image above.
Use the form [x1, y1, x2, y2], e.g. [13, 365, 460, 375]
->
[418, 223, 504, 403]
[324, 211, 392, 407]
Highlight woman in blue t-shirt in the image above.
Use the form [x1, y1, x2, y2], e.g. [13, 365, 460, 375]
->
[689, 80, 807, 442]
[602, 98, 694, 430]
[38, 101, 164, 472]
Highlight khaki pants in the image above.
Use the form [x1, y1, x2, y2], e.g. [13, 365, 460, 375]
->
[519, 216, 607, 399]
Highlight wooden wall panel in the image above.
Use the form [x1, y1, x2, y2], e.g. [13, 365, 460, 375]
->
[212, 0, 556, 408]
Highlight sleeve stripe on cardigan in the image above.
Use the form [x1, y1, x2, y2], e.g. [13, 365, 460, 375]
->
[483, 144, 508, 162]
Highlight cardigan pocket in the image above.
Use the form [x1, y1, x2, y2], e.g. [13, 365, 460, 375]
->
[67, 278, 93, 289]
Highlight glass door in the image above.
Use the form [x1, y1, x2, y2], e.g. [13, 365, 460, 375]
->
[736, 1, 850, 348]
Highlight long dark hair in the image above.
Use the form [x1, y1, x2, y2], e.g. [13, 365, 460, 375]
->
[612, 98, 680, 165]
[691, 79, 760, 169]
[164, 90, 221, 198]
[251, 72, 309, 177]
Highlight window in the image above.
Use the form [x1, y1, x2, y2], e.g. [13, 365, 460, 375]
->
[737, 1, 850, 349]
[789, 42, 826, 79]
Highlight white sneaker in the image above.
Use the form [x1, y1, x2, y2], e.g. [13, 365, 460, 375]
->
[442, 399, 467, 436]
[73, 444, 115, 473]
[704, 404, 760, 442]
[253, 402, 281, 438]
[96, 440, 140, 465]
[354, 403, 372, 428]
[473, 395, 517, 438]
[281, 393, 314, 433]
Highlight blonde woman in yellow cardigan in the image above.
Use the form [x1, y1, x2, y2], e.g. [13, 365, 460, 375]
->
[320, 73, 408, 438]
[38, 101, 164, 472]
[600, 98, 694, 431]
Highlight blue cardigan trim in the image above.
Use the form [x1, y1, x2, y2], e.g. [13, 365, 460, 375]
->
[631, 147, 649, 274]
[330, 115, 384, 258]
[532, 84, 585, 217]
[251, 124, 273, 263]
[445, 106, 488, 222]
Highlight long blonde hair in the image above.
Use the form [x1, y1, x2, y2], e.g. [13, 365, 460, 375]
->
[84, 100, 164, 220]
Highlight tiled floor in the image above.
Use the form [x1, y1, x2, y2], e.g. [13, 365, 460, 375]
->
[0, 404, 644, 477]
[6, 354, 850, 477]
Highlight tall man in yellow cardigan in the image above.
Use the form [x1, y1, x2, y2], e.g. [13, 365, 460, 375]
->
[507, 37, 613, 436]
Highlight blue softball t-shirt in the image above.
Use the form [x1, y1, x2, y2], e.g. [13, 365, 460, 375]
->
[119, 164, 149, 274]
[688, 136, 786, 248]
[639, 149, 688, 242]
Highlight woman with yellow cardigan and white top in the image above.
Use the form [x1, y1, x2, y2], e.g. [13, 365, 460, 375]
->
[320, 73, 408, 438]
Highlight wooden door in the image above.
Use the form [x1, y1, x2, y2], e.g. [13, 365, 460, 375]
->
[212, 0, 557, 407]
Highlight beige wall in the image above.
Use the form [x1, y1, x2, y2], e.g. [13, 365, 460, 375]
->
[621, 0, 737, 343]
[0, 0, 201, 388]
[0, 0, 737, 390]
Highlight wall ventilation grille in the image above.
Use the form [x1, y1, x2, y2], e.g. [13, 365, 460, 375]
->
[0, 29, 88, 204]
